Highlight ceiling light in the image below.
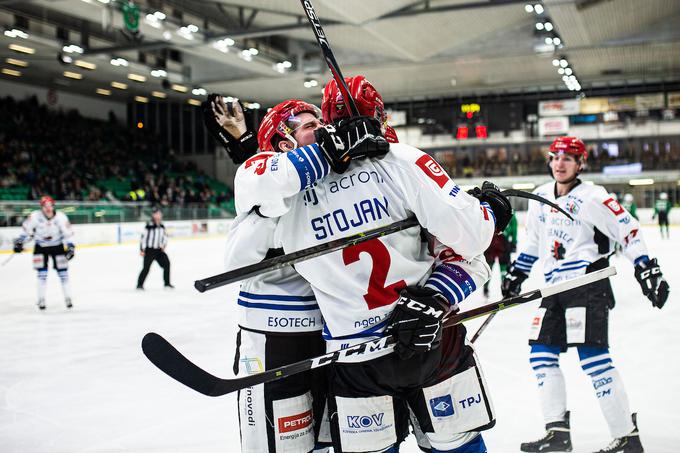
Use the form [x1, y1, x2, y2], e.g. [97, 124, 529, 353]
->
[110, 57, 128, 67]
[96, 88, 111, 96]
[239, 49, 253, 61]
[562, 75, 569, 82]
[303, 79, 319, 88]
[171, 83, 188, 93]
[524, 4, 534, 13]
[191, 87, 207, 95]
[134, 96, 149, 103]
[153, 11, 166, 20]
[6, 58, 28, 67]
[162, 31, 172, 40]
[62, 44, 84, 54]
[559, 59, 568, 67]
[178, 27, 194, 40]
[552, 59, 560, 66]
[534, 4, 544, 14]
[248, 47, 259, 56]
[151, 91, 167, 99]
[150, 69, 167, 78]
[544, 22, 553, 31]
[63, 71, 83, 79]
[187, 99, 201, 106]
[535, 22, 544, 30]
[74, 60, 96, 70]
[128, 73, 147, 82]
[9, 44, 35, 54]
[247, 102, 261, 109]
[111, 81, 127, 89]
[558, 68, 565, 74]
[552, 37, 561, 45]
[564, 68, 573, 75]
[629, 178, 654, 186]
[545, 37, 553, 45]
[145, 14, 162, 29]
[282, 60, 292, 68]
[1, 68, 21, 77]
[187, 24, 199, 33]
[4, 28, 29, 39]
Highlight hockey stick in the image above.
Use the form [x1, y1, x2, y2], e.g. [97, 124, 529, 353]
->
[470, 312, 497, 343]
[194, 216, 419, 292]
[1, 253, 16, 266]
[300, 0, 360, 117]
[194, 190, 566, 292]
[144, 267, 616, 397]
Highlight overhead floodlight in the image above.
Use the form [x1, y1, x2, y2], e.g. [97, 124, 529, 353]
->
[558, 68, 565, 74]
[565, 68, 573, 75]
[524, 4, 534, 13]
[248, 47, 259, 56]
[171, 83, 188, 93]
[191, 87, 207, 95]
[6, 58, 28, 67]
[552, 37, 561, 46]
[110, 57, 129, 67]
[552, 58, 560, 66]
[134, 96, 149, 103]
[562, 75, 569, 81]
[96, 88, 111, 96]
[63, 71, 83, 79]
[9, 44, 35, 54]
[162, 31, 172, 40]
[545, 37, 553, 45]
[111, 81, 128, 89]
[187, 99, 201, 106]
[534, 4, 544, 14]
[535, 22, 544, 30]
[151, 91, 167, 99]
[74, 60, 96, 70]
[128, 73, 147, 82]
[150, 69, 167, 78]
[153, 11, 166, 20]
[1, 68, 21, 77]
[559, 59, 568, 67]
[187, 24, 199, 33]
[62, 44, 84, 54]
[544, 22, 553, 31]
[4, 28, 29, 39]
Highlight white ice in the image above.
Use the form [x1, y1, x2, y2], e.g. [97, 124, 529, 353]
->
[1, 226, 678, 452]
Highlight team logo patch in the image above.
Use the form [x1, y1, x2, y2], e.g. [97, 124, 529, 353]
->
[603, 198, 624, 216]
[240, 356, 264, 375]
[278, 409, 313, 433]
[566, 200, 580, 214]
[429, 395, 454, 417]
[244, 153, 271, 175]
[415, 154, 449, 188]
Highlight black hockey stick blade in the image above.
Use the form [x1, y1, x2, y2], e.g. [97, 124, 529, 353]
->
[300, 0, 360, 117]
[501, 189, 574, 221]
[470, 312, 496, 343]
[147, 267, 616, 397]
[194, 216, 419, 292]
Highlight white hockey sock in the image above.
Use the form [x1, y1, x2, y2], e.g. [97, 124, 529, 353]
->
[535, 365, 567, 425]
[58, 270, 72, 299]
[37, 270, 47, 300]
[587, 367, 634, 438]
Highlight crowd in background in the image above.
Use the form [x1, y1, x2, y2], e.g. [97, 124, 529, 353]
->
[0, 96, 228, 207]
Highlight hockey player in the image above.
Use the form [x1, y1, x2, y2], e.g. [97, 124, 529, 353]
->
[237, 94, 515, 451]
[652, 192, 671, 238]
[501, 136, 670, 453]
[209, 98, 389, 453]
[621, 193, 638, 220]
[13, 196, 75, 310]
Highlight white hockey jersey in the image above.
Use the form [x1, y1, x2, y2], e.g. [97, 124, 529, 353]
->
[268, 143, 495, 342]
[515, 181, 649, 283]
[19, 210, 74, 247]
[224, 213, 322, 334]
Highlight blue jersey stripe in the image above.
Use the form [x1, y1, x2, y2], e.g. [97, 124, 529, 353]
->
[237, 300, 320, 311]
[426, 277, 463, 304]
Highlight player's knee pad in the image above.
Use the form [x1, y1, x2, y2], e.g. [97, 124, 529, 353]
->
[55, 254, 69, 270]
[577, 346, 613, 377]
[33, 255, 47, 271]
[529, 344, 561, 372]
[419, 362, 494, 451]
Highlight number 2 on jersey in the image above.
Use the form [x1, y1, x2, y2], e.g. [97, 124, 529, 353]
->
[342, 239, 406, 310]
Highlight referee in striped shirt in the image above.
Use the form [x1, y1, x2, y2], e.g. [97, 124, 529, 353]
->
[137, 207, 173, 289]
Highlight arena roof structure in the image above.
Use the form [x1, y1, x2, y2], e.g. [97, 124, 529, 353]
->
[0, 0, 679, 105]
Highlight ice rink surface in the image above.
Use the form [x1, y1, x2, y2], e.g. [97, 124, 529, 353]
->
[1, 226, 678, 452]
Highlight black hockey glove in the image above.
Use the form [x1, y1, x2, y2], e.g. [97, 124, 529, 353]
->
[467, 181, 513, 234]
[314, 116, 389, 174]
[13, 238, 23, 253]
[634, 258, 669, 309]
[501, 264, 529, 298]
[65, 243, 75, 261]
[385, 286, 453, 360]
[201, 94, 257, 164]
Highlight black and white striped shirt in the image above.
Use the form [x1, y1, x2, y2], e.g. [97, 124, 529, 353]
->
[140, 222, 168, 250]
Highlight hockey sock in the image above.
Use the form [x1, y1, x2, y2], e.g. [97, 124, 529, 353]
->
[58, 269, 72, 300]
[530, 344, 567, 424]
[577, 346, 634, 438]
[37, 270, 47, 300]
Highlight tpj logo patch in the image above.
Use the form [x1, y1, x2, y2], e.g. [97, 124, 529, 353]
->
[415, 154, 449, 188]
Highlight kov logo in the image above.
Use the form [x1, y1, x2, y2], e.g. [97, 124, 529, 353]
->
[347, 413, 384, 429]
[429, 395, 454, 417]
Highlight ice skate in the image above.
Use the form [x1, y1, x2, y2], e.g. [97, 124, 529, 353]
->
[520, 412, 572, 452]
[593, 413, 643, 453]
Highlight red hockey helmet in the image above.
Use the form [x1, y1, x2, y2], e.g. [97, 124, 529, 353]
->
[322, 75, 399, 143]
[549, 136, 588, 161]
[40, 195, 55, 206]
[257, 100, 321, 152]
